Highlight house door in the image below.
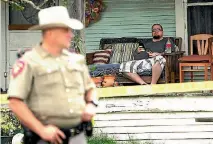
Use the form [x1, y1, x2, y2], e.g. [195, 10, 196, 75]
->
[186, 0, 213, 54]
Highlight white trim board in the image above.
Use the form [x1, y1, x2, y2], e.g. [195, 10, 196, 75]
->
[175, 0, 186, 54]
[187, 2, 213, 6]
[1, 2, 8, 90]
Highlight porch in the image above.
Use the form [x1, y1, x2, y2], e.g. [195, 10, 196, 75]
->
[84, 0, 213, 87]
[93, 81, 213, 143]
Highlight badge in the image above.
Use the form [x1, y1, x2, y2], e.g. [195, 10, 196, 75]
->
[12, 60, 25, 78]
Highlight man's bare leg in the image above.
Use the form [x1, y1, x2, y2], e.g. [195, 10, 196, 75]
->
[123, 72, 148, 85]
[151, 62, 162, 84]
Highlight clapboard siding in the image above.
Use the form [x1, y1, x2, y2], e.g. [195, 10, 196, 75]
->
[8, 31, 41, 50]
[7, 31, 41, 69]
[97, 97, 213, 113]
[95, 119, 213, 127]
[95, 112, 213, 120]
[95, 125, 213, 133]
[94, 95, 213, 143]
[117, 140, 213, 144]
[85, 0, 176, 53]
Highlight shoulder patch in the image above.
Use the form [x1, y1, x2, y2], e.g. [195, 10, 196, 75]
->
[12, 60, 26, 78]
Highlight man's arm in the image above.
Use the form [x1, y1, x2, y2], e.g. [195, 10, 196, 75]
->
[81, 60, 97, 103]
[82, 88, 97, 122]
[9, 98, 45, 135]
[8, 58, 45, 135]
[81, 61, 98, 121]
[85, 88, 97, 103]
[8, 58, 65, 143]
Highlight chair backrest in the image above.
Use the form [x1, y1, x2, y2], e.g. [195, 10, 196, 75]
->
[208, 37, 213, 61]
[190, 34, 213, 55]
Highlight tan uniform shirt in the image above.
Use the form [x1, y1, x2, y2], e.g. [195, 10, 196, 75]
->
[8, 45, 96, 128]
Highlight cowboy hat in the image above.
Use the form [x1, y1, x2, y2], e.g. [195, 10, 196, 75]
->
[29, 6, 84, 30]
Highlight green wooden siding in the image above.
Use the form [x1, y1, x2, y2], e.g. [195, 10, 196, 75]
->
[85, 0, 176, 53]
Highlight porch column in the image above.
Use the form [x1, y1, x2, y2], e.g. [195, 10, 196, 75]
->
[175, 0, 187, 55]
[67, 0, 85, 54]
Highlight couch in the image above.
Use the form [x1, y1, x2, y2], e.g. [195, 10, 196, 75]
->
[86, 37, 183, 86]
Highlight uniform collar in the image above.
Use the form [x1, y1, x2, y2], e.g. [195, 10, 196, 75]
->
[35, 43, 51, 58]
[35, 43, 68, 58]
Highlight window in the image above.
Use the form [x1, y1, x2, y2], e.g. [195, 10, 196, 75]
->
[9, 0, 58, 30]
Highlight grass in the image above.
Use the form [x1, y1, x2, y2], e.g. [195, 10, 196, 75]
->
[87, 133, 155, 144]
[88, 133, 117, 144]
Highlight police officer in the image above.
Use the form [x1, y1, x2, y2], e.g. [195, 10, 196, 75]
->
[8, 6, 98, 144]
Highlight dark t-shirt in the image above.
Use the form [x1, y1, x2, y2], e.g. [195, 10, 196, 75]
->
[133, 38, 175, 60]
[144, 38, 175, 53]
[133, 42, 149, 60]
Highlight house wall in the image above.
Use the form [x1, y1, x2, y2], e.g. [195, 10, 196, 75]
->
[94, 94, 213, 143]
[0, 2, 42, 90]
[6, 31, 41, 88]
[85, 0, 176, 53]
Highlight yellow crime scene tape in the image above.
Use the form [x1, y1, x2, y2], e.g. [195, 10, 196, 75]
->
[96, 81, 213, 98]
[1, 81, 212, 100]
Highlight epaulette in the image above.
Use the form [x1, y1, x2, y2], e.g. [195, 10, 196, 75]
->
[17, 48, 32, 59]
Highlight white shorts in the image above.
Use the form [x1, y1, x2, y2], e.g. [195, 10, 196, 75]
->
[119, 56, 166, 73]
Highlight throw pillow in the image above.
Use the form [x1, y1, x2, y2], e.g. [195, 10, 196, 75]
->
[93, 49, 112, 64]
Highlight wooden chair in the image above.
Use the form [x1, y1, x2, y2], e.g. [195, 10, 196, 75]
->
[179, 34, 213, 82]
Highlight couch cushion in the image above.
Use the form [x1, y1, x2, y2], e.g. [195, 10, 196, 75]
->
[93, 49, 112, 64]
[109, 43, 138, 64]
[109, 43, 123, 64]
[120, 43, 139, 63]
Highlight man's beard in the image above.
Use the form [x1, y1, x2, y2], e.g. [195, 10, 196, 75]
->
[153, 35, 161, 39]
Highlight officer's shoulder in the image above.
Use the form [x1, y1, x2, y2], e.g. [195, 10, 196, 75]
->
[16, 47, 39, 66]
[21, 48, 35, 60]
[63, 49, 86, 63]
[70, 52, 85, 60]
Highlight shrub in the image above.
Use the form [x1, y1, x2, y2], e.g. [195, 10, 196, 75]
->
[1, 108, 23, 136]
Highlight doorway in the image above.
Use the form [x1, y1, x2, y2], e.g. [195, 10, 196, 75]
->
[187, 0, 213, 54]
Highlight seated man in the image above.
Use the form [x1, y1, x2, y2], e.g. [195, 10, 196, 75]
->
[119, 24, 175, 85]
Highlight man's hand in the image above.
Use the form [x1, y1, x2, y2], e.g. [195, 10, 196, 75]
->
[148, 52, 161, 57]
[40, 125, 66, 144]
[8, 98, 66, 144]
[82, 103, 97, 121]
[137, 47, 145, 53]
